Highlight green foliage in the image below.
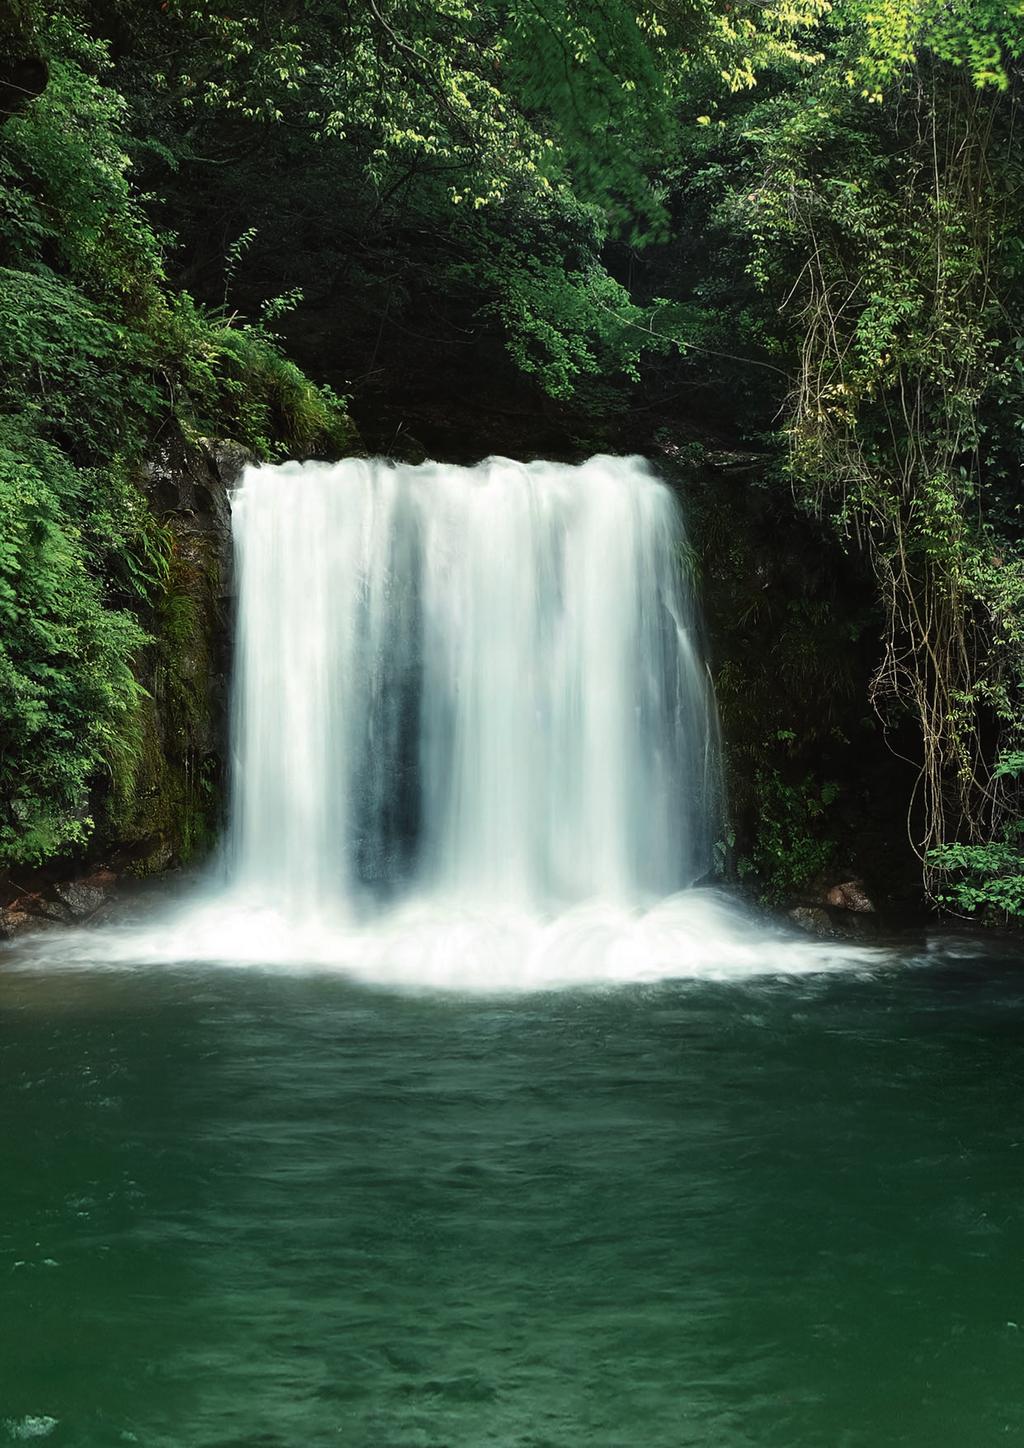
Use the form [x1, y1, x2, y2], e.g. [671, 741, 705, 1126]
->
[0, 266, 162, 451]
[209, 326, 355, 460]
[103, 0, 829, 399]
[851, 0, 1024, 93]
[482, 239, 670, 397]
[660, 0, 1024, 897]
[739, 752, 841, 904]
[928, 747, 1024, 918]
[927, 842, 1024, 920]
[0, 421, 146, 863]
[0, 3, 351, 867]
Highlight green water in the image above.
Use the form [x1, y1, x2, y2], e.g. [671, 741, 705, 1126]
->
[2, 951, 1024, 1446]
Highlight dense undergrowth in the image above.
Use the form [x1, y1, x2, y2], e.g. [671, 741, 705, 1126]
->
[3, 0, 1024, 917]
[0, 6, 351, 867]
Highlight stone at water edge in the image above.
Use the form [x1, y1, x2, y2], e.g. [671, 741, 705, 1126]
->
[788, 906, 837, 938]
[825, 880, 876, 913]
[0, 867, 120, 940]
[53, 870, 119, 921]
[0, 908, 38, 941]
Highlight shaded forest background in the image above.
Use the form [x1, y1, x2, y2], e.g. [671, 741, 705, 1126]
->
[2, 0, 1024, 917]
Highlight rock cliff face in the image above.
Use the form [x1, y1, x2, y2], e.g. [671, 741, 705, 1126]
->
[657, 443, 922, 916]
[0, 432, 248, 937]
[106, 432, 246, 874]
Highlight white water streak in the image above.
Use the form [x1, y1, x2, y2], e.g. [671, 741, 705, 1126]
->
[228, 454, 717, 916]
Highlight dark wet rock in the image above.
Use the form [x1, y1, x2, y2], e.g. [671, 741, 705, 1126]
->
[130, 838, 176, 876]
[825, 879, 876, 913]
[0, 907, 37, 940]
[0, 868, 121, 940]
[789, 906, 837, 938]
[207, 437, 256, 491]
[789, 899, 883, 940]
[53, 869, 118, 921]
[109, 427, 244, 871]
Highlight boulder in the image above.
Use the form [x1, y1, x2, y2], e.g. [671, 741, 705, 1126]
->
[52, 869, 118, 921]
[788, 906, 837, 938]
[825, 880, 876, 913]
[0, 908, 35, 941]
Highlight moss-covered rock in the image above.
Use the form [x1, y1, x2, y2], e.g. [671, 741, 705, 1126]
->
[100, 430, 244, 873]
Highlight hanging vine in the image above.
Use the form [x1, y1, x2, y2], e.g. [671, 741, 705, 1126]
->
[732, 48, 1024, 892]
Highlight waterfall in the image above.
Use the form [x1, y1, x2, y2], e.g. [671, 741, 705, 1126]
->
[227, 455, 718, 919]
[20, 451, 877, 984]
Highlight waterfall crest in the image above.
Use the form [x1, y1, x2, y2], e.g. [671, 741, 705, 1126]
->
[227, 455, 718, 918]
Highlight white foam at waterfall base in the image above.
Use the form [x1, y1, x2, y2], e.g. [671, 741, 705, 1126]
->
[21, 887, 880, 989]
[9, 455, 881, 990]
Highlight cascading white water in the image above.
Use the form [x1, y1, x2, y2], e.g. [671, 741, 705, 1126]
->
[227, 455, 718, 918]
[11, 452, 880, 985]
